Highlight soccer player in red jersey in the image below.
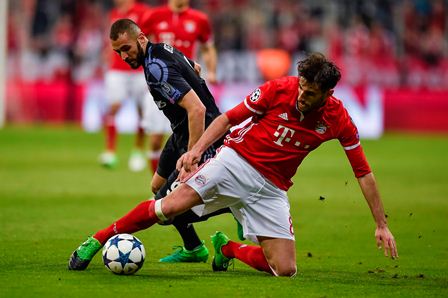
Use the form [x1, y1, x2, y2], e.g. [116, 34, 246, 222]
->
[69, 53, 397, 276]
[100, 0, 171, 171]
[144, 0, 217, 84]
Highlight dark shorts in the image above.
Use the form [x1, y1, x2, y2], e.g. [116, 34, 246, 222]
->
[156, 134, 184, 179]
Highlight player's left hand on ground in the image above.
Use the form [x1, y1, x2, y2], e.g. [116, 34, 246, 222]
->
[375, 226, 398, 259]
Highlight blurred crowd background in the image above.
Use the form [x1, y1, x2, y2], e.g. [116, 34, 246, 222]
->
[4, 0, 448, 130]
[7, 0, 448, 86]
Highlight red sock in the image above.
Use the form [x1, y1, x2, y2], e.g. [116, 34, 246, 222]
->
[148, 150, 161, 174]
[135, 126, 145, 149]
[94, 200, 157, 245]
[222, 241, 273, 274]
[105, 116, 117, 152]
[151, 158, 159, 174]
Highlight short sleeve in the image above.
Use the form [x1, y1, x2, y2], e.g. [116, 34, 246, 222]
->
[337, 107, 361, 151]
[337, 106, 371, 177]
[164, 67, 192, 103]
[147, 45, 192, 104]
[243, 80, 277, 116]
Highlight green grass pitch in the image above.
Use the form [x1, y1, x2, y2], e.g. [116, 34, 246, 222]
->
[0, 126, 447, 297]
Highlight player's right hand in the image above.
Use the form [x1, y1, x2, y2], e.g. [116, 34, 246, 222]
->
[176, 149, 201, 173]
[375, 226, 398, 259]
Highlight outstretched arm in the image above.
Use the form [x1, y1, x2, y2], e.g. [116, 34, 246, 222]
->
[357, 173, 398, 259]
[177, 113, 231, 174]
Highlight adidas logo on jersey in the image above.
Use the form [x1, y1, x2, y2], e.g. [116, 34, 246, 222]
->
[278, 113, 289, 121]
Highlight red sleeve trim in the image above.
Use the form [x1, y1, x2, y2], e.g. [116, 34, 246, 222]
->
[225, 101, 255, 126]
[345, 145, 372, 178]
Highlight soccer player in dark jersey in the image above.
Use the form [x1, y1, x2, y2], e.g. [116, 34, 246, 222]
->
[69, 52, 398, 276]
[68, 18, 228, 270]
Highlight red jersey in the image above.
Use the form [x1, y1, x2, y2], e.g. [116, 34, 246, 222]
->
[144, 6, 212, 59]
[225, 77, 371, 191]
[108, 3, 151, 71]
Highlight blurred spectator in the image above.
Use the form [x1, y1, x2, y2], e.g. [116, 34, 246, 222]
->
[5, 0, 448, 87]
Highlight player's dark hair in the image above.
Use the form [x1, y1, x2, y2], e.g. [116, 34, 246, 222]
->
[110, 18, 141, 40]
[297, 53, 341, 91]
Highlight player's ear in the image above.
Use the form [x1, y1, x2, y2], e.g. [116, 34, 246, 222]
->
[137, 31, 146, 45]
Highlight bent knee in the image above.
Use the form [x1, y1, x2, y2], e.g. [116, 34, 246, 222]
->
[272, 264, 297, 277]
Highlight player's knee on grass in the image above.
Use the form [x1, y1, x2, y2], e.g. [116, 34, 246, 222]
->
[259, 237, 297, 277]
[271, 262, 297, 277]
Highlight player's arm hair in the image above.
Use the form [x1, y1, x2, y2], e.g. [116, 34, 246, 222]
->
[110, 18, 141, 41]
[191, 113, 232, 155]
[357, 173, 388, 228]
[177, 90, 206, 150]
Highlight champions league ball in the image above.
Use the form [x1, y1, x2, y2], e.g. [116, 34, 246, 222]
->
[102, 234, 146, 275]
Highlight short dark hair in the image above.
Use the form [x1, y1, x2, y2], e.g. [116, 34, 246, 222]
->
[297, 53, 341, 91]
[110, 18, 141, 40]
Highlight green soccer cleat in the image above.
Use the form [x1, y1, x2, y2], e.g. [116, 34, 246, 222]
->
[99, 152, 118, 169]
[159, 241, 209, 263]
[211, 231, 233, 271]
[68, 236, 102, 270]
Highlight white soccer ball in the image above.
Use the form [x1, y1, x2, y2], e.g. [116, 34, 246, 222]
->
[102, 234, 146, 275]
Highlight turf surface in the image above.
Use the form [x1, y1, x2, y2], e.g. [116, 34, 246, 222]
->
[0, 126, 447, 297]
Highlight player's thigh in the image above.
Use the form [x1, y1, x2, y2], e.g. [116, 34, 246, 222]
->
[235, 175, 295, 244]
[161, 184, 203, 218]
[156, 134, 180, 178]
[105, 71, 128, 106]
[258, 237, 297, 277]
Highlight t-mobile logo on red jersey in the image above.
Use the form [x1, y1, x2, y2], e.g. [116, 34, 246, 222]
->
[273, 125, 296, 147]
[273, 125, 311, 149]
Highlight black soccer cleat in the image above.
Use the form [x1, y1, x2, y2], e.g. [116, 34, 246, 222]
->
[68, 236, 102, 270]
[68, 250, 92, 270]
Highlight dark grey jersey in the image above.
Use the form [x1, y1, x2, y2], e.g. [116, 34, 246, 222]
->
[142, 43, 221, 134]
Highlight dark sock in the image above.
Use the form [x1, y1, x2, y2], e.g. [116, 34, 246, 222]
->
[173, 219, 202, 250]
[171, 208, 232, 250]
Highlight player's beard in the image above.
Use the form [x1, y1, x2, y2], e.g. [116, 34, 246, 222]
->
[126, 42, 145, 69]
